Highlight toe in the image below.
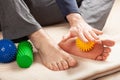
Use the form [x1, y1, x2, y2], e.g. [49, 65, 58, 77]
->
[102, 52, 109, 60]
[103, 52, 109, 57]
[52, 62, 60, 71]
[96, 56, 103, 61]
[102, 56, 107, 61]
[102, 40, 115, 47]
[61, 60, 69, 70]
[96, 52, 109, 61]
[66, 56, 77, 67]
[104, 47, 111, 53]
[48, 64, 54, 70]
[57, 61, 64, 70]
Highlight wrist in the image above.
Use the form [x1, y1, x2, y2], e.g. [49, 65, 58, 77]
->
[66, 13, 84, 27]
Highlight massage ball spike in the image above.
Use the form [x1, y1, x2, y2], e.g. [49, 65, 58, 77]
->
[0, 39, 17, 63]
[16, 41, 33, 68]
[76, 38, 95, 52]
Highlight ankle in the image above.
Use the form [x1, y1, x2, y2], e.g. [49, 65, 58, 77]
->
[29, 29, 46, 49]
[29, 29, 56, 50]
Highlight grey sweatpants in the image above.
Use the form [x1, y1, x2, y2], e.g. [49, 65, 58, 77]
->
[0, 0, 114, 42]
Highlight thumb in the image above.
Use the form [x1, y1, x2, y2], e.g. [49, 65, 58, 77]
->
[62, 32, 71, 42]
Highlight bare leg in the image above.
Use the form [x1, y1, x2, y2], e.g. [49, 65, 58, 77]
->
[58, 36, 115, 61]
[29, 29, 77, 71]
[0, 33, 2, 39]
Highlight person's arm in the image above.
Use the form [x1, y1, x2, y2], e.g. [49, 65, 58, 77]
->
[56, 0, 102, 42]
[56, 0, 79, 17]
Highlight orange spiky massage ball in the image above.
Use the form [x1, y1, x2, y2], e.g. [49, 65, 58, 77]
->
[76, 38, 95, 52]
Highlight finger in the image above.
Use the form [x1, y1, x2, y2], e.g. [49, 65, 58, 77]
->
[78, 32, 88, 42]
[92, 28, 103, 35]
[89, 30, 99, 40]
[84, 31, 95, 41]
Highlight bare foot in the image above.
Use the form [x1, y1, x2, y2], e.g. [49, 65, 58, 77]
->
[29, 29, 77, 71]
[58, 37, 115, 61]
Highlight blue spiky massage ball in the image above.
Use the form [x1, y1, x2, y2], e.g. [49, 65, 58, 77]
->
[0, 39, 17, 63]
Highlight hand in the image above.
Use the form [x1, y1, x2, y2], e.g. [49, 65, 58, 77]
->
[64, 13, 103, 42]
